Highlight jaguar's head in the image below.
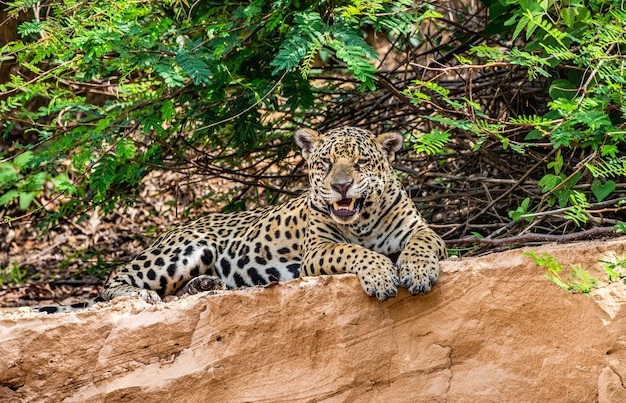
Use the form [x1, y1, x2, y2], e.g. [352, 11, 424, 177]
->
[295, 126, 403, 225]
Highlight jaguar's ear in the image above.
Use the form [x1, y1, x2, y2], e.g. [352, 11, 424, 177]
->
[377, 132, 404, 162]
[294, 128, 320, 160]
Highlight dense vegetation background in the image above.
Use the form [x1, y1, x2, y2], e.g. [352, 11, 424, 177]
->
[0, 0, 624, 303]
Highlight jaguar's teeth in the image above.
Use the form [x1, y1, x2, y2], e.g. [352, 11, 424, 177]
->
[333, 198, 357, 211]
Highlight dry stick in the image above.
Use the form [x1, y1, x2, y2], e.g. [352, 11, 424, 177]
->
[443, 148, 557, 239]
[520, 197, 626, 219]
[447, 226, 617, 247]
[47, 279, 102, 286]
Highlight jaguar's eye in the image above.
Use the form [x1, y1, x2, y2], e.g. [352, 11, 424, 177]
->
[321, 157, 332, 170]
[356, 158, 370, 168]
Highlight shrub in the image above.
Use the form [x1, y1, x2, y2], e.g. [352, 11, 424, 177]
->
[1, 0, 433, 228]
[1, 0, 624, 246]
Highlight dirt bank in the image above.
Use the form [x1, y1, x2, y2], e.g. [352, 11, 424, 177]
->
[1, 238, 625, 402]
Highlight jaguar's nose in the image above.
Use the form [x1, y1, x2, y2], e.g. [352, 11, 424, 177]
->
[331, 181, 353, 198]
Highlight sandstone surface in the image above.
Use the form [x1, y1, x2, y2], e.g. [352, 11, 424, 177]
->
[1, 238, 625, 402]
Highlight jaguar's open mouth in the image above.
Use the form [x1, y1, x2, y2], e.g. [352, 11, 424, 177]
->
[329, 197, 364, 218]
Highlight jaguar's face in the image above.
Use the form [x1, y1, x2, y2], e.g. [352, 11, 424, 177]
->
[295, 126, 403, 225]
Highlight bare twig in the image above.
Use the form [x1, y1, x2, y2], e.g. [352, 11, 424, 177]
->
[447, 226, 619, 247]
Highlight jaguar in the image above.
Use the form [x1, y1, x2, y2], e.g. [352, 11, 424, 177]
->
[39, 126, 446, 313]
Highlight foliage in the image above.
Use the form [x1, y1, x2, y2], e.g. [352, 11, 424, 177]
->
[0, 151, 70, 211]
[1, 0, 432, 229]
[508, 197, 532, 222]
[524, 251, 599, 294]
[1, 0, 625, 263]
[0, 261, 28, 286]
[599, 253, 626, 285]
[405, 0, 626, 231]
[527, 251, 626, 292]
[411, 130, 451, 155]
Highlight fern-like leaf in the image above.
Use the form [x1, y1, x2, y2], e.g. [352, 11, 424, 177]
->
[412, 130, 451, 155]
[509, 114, 553, 126]
[91, 154, 117, 202]
[300, 36, 325, 79]
[541, 44, 576, 60]
[271, 11, 326, 74]
[586, 158, 626, 178]
[17, 21, 43, 38]
[116, 138, 136, 159]
[176, 51, 212, 86]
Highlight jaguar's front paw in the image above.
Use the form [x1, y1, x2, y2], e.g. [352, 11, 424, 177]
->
[357, 265, 400, 301]
[398, 258, 440, 296]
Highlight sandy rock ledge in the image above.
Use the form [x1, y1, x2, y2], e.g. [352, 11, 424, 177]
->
[1, 238, 626, 402]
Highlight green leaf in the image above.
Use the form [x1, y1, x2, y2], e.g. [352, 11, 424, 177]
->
[412, 130, 451, 155]
[547, 149, 563, 174]
[51, 173, 75, 194]
[601, 144, 618, 158]
[454, 54, 473, 65]
[14, 151, 34, 169]
[19, 191, 35, 210]
[524, 129, 543, 140]
[538, 173, 563, 192]
[560, 5, 590, 27]
[556, 189, 573, 208]
[22, 171, 47, 192]
[591, 179, 616, 202]
[0, 163, 18, 188]
[17, 21, 44, 37]
[155, 62, 186, 87]
[91, 154, 117, 202]
[176, 51, 212, 86]
[509, 197, 532, 221]
[549, 79, 578, 100]
[0, 190, 18, 206]
[560, 8, 577, 27]
[270, 11, 327, 75]
[116, 138, 136, 159]
[586, 158, 626, 178]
